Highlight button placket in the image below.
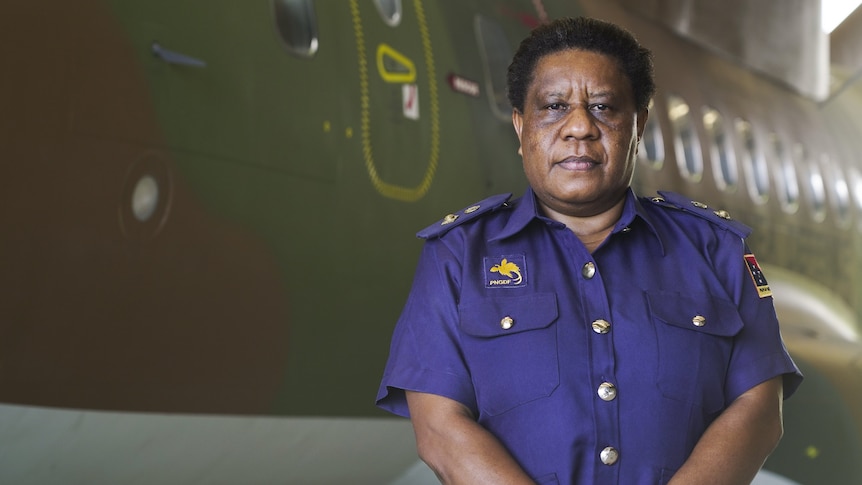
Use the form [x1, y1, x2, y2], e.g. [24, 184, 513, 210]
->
[578, 255, 621, 478]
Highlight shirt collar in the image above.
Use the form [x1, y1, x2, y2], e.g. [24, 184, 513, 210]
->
[490, 186, 541, 241]
[616, 188, 666, 255]
[491, 187, 666, 255]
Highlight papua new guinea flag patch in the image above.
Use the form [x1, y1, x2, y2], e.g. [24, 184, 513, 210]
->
[744, 253, 772, 298]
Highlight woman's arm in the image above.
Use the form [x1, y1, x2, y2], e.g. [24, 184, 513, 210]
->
[406, 390, 536, 485]
[668, 376, 785, 485]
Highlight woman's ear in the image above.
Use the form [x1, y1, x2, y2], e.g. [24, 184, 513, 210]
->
[512, 109, 524, 157]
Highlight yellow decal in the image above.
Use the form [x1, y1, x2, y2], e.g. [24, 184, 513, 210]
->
[377, 44, 416, 83]
[490, 259, 523, 285]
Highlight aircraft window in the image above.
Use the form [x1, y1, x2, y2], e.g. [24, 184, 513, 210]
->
[735, 119, 769, 204]
[773, 136, 799, 214]
[702, 107, 737, 191]
[638, 99, 664, 169]
[667, 95, 703, 182]
[808, 155, 827, 221]
[850, 167, 862, 213]
[374, 0, 402, 27]
[273, 0, 319, 58]
[829, 162, 852, 225]
[475, 15, 514, 121]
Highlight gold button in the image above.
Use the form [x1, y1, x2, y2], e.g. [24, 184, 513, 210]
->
[598, 382, 617, 401]
[592, 319, 611, 334]
[582, 262, 596, 279]
[600, 447, 619, 465]
[692, 315, 706, 327]
[464, 205, 480, 214]
[500, 316, 514, 330]
[441, 214, 458, 225]
[691, 200, 708, 209]
[714, 209, 732, 220]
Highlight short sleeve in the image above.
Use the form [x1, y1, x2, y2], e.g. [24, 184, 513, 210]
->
[719, 237, 803, 403]
[376, 240, 477, 417]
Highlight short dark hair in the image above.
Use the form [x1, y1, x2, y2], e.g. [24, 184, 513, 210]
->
[507, 17, 655, 113]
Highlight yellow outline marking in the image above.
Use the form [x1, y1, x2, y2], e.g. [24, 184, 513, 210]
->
[349, 0, 440, 202]
[377, 44, 416, 83]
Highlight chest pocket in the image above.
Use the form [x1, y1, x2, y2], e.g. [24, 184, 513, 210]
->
[647, 291, 743, 414]
[459, 293, 559, 416]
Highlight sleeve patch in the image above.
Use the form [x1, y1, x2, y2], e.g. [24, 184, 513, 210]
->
[744, 253, 773, 298]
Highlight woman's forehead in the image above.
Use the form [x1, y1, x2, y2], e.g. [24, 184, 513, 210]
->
[528, 50, 632, 97]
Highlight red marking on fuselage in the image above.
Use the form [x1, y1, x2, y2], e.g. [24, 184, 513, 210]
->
[405, 84, 416, 110]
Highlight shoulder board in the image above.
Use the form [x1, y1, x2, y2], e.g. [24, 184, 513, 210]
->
[649, 191, 751, 238]
[417, 193, 513, 239]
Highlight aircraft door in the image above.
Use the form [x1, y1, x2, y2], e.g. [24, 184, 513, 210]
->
[345, 0, 441, 202]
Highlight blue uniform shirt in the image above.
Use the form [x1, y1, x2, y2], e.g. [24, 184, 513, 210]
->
[377, 188, 802, 484]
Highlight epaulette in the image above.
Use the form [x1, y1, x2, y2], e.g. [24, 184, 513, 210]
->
[417, 193, 513, 239]
[649, 190, 751, 239]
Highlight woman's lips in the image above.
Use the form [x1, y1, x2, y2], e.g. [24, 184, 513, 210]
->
[556, 156, 598, 171]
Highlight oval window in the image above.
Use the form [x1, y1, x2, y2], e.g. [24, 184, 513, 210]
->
[735, 119, 769, 204]
[831, 162, 852, 226]
[850, 167, 862, 213]
[667, 95, 702, 182]
[375, 0, 402, 26]
[850, 167, 862, 231]
[273, 0, 319, 58]
[808, 155, 828, 222]
[639, 100, 664, 169]
[703, 107, 737, 191]
[773, 136, 799, 214]
[475, 15, 514, 121]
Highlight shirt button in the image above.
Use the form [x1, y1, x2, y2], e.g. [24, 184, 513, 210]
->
[600, 446, 619, 465]
[597, 382, 617, 401]
[692, 315, 706, 327]
[582, 262, 596, 279]
[500, 316, 514, 330]
[591, 319, 611, 334]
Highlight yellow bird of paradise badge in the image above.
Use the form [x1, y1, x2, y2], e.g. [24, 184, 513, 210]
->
[485, 256, 527, 288]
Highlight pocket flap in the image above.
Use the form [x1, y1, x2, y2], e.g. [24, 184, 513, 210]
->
[460, 293, 558, 337]
[646, 291, 743, 337]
